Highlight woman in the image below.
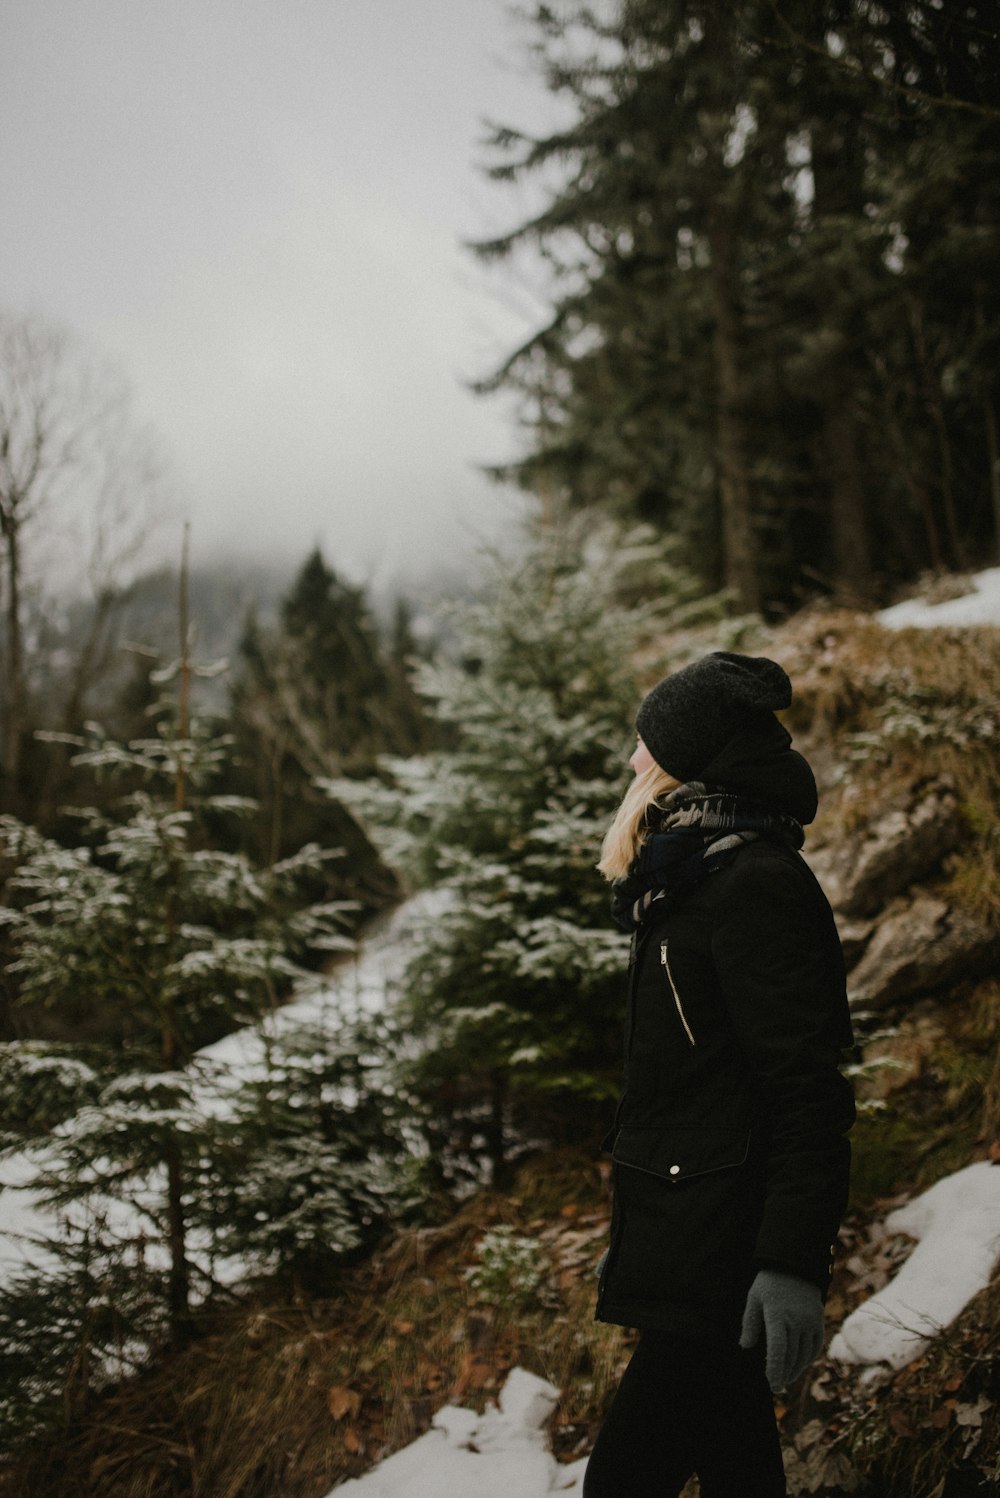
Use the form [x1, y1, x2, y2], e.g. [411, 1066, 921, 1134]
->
[584, 652, 855, 1498]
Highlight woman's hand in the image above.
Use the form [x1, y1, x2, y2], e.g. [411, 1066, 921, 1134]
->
[739, 1268, 825, 1391]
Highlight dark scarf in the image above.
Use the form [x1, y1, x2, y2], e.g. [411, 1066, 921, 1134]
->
[610, 782, 805, 931]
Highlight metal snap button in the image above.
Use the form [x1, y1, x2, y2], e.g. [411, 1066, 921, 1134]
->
[669, 1165, 681, 1176]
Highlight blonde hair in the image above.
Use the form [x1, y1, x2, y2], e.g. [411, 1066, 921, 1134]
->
[597, 763, 683, 882]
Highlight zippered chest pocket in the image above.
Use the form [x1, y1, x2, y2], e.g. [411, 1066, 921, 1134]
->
[660, 940, 696, 1047]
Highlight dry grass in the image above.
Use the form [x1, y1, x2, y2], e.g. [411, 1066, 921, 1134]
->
[823, 1267, 1000, 1497]
[775, 609, 1000, 737]
[847, 976, 1000, 1211]
[0, 1149, 629, 1498]
[5, 609, 1000, 1497]
[768, 611, 1000, 928]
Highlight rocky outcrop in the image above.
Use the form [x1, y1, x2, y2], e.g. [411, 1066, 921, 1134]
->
[808, 780, 963, 918]
[803, 779, 999, 1010]
[834, 915, 877, 970]
[846, 893, 999, 1010]
[802, 784, 999, 1006]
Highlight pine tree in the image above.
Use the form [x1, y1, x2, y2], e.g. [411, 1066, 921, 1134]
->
[196, 1007, 426, 1292]
[0, 1003, 422, 1440]
[474, 1, 1000, 608]
[0, 549, 430, 1445]
[0, 716, 417, 1441]
[332, 517, 724, 1184]
[0, 634, 356, 1437]
[228, 547, 427, 916]
[473, 0, 804, 610]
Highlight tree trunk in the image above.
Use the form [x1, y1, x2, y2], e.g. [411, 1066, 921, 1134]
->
[910, 298, 965, 570]
[805, 49, 877, 603]
[985, 394, 1000, 561]
[824, 399, 875, 602]
[975, 287, 1000, 560]
[703, 0, 760, 615]
[708, 211, 761, 614]
[164, 524, 192, 1340]
[1, 509, 26, 805]
[487, 1069, 508, 1187]
[164, 1137, 191, 1341]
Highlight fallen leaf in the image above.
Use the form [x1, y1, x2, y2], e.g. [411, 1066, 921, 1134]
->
[393, 1319, 416, 1335]
[792, 1419, 827, 1452]
[451, 1350, 495, 1397]
[955, 1395, 992, 1428]
[328, 1385, 363, 1421]
[889, 1409, 914, 1437]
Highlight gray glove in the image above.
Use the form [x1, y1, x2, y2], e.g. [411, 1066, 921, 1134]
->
[739, 1268, 825, 1392]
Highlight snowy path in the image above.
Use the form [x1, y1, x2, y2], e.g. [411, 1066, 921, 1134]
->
[325, 1368, 587, 1498]
[0, 892, 441, 1282]
[196, 888, 446, 1079]
[5, 876, 1000, 1492]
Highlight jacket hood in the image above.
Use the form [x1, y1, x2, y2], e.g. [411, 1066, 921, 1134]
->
[695, 717, 818, 826]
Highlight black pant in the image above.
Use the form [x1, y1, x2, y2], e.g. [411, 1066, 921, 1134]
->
[583, 1329, 786, 1498]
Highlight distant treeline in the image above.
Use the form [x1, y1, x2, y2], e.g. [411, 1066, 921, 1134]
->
[475, 0, 1000, 612]
[0, 547, 434, 1043]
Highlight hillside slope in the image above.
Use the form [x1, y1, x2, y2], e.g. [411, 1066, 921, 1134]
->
[2, 597, 999, 1498]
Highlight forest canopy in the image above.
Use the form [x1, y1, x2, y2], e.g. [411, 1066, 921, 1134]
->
[472, 0, 1000, 613]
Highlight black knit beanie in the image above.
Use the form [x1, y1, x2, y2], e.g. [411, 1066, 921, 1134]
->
[636, 651, 793, 781]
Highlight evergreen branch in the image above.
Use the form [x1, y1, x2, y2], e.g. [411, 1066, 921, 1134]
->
[765, 0, 1000, 120]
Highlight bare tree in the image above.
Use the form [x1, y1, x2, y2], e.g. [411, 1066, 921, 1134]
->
[0, 311, 167, 808]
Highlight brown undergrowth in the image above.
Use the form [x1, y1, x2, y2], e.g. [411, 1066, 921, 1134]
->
[779, 610, 1000, 916]
[777, 1244, 1000, 1497]
[4, 610, 999, 1497]
[8, 1135, 995, 1498]
[0, 1149, 628, 1498]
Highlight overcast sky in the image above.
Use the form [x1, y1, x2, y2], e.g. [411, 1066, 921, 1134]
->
[2, 0, 565, 591]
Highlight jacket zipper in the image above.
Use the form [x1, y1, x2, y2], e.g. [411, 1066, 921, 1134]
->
[660, 940, 696, 1046]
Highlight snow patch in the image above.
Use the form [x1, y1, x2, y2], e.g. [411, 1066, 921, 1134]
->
[829, 1162, 1000, 1373]
[326, 1367, 588, 1497]
[878, 567, 1000, 630]
[0, 1144, 64, 1277]
[200, 888, 450, 1081]
[0, 893, 439, 1288]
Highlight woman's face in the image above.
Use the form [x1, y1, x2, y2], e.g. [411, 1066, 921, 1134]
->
[630, 736, 656, 777]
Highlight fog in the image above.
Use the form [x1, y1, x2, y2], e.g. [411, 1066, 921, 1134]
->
[1, 0, 565, 590]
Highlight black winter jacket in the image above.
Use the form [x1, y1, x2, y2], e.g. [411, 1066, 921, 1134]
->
[596, 836, 855, 1343]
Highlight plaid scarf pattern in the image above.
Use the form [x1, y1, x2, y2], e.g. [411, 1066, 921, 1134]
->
[609, 782, 805, 931]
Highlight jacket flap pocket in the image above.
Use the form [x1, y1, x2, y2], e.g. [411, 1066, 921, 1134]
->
[612, 1126, 750, 1183]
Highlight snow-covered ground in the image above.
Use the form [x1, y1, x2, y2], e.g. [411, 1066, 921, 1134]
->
[878, 566, 1000, 629]
[5, 887, 1000, 1484]
[829, 1161, 1000, 1374]
[326, 1368, 587, 1498]
[0, 892, 442, 1284]
[332, 1164, 1000, 1494]
[197, 888, 448, 1085]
